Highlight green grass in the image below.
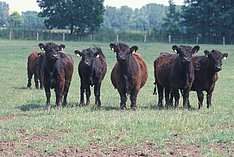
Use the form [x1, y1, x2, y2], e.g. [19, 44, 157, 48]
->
[0, 39, 233, 156]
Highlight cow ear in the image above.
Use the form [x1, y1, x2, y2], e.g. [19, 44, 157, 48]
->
[74, 50, 82, 57]
[204, 50, 210, 57]
[109, 43, 116, 52]
[130, 46, 138, 53]
[192, 45, 200, 54]
[172, 45, 178, 53]
[94, 51, 100, 58]
[38, 43, 45, 51]
[59, 44, 65, 51]
[223, 53, 228, 60]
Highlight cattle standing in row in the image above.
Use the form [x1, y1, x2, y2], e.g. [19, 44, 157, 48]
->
[27, 52, 44, 89]
[39, 43, 74, 109]
[154, 45, 200, 109]
[110, 43, 148, 110]
[191, 50, 228, 109]
[74, 46, 107, 108]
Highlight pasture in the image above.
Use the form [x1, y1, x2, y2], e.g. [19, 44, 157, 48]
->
[0, 39, 233, 156]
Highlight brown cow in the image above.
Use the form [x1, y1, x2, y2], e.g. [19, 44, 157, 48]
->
[110, 43, 148, 110]
[39, 43, 74, 109]
[191, 50, 228, 109]
[27, 52, 44, 89]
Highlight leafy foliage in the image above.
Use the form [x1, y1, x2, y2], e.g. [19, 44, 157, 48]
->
[8, 12, 24, 28]
[22, 11, 45, 29]
[37, 0, 105, 34]
[0, 1, 9, 27]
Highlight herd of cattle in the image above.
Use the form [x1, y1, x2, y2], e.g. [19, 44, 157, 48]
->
[27, 42, 228, 110]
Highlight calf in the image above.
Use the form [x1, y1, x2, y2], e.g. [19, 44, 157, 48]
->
[39, 43, 74, 109]
[74, 46, 107, 107]
[170, 45, 200, 109]
[110, 43, 148, 110]
[27, 52, 44, 89]
[191, 50, 228, 109]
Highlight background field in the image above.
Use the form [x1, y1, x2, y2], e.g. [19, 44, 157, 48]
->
[0, 40, 233, 156]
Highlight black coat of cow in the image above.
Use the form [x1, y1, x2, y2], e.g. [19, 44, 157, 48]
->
[74, 46, 107, 107]
[27, 52, 44, 89]
[39, 43, 74, 109]
[110, 43, 148, 110]
[154, 45, 199, 109]
[191, 50, 228, 109]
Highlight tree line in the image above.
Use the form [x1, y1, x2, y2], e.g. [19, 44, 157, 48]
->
[0, 0, 234, 44]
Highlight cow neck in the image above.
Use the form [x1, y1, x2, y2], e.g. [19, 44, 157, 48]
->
[45, 58, 57, 78]
[180, 59, 193, 87]
[118, 55, 138, 91]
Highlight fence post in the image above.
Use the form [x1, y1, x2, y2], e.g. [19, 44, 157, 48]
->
[116, 34, 119, 42]
[9, 31, 12, 40]
[196, 36, 199, 44]
[62, 33, 65, 41]
[36, 32, 39, 41]
[223, 36, 225, 45]
[144, 34, 147, 43]
[168, 35, 171, 43]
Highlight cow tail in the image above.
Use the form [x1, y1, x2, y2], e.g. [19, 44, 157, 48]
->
[153, 82, 157, 95]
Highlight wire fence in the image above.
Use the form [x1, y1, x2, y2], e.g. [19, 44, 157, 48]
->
[0, 29, 234, 45]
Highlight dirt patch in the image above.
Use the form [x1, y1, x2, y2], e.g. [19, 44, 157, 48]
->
[0, 114, 28, 124]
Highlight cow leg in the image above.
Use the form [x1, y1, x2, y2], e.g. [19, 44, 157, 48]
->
[207, 92, 213, 109]
[183, 88, 190, 109]
[44, 86, 51, 110]
[172, 89, 180, 109]
[63, 82, 70, 107]
[85, 85, 91, 106]
[130, 93, 137, 111]
[157, 84, 164, 109]
[34, 73, 39, 89]
[165, 88, 171, 109]
[27, 73, 32, 88]
[119, 90, 127, 110]
[94, 84, 101, 107]
[197, 91, 204, 109]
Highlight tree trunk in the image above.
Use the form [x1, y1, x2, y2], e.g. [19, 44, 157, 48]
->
[70, 23, 74, 34]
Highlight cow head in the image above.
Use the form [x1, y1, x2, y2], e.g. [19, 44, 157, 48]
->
[204, 50, 228, 72]
[38, 43, 65, 61]
[172, 45, 200, 62]
[110, 43, 138, 62]
[74, 48, 100, 67]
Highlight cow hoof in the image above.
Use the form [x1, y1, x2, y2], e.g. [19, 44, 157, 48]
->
[79, 103, 84, 107]
[131, 107, 137, 111]
[45, 104, 51, 111]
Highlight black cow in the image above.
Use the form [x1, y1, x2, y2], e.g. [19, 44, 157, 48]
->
[39, 43, 74, 109]
[74, 46, 107, 107]
[170, 45, 200, 109]
[191, 50, 228, 109]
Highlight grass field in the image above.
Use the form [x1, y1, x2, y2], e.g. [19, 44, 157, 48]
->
[0, 39, 233, 156]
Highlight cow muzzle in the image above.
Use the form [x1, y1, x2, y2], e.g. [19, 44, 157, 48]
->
[51, 54, 58, 60]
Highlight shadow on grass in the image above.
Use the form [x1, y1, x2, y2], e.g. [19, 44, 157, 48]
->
[13, 86, 28, 90]
[16, 103, 44, 111]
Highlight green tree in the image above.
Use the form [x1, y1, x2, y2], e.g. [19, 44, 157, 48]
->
[22, 11, 45, 29]
[182, 0, 234, 38]
[162, 0, 181, 36]
[8, 12, 24, 28]
[0, 1, 9, 27]
[37, 0, 104, 34]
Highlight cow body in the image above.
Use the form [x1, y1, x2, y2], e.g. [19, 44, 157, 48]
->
[27, 52, 44, 89]
[154, 52, 175, 108]
[110, 43, 148, 110]
[191, 50, 228, 109]
[74, 47, 107, 107]
[39, 43, 74, 109]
